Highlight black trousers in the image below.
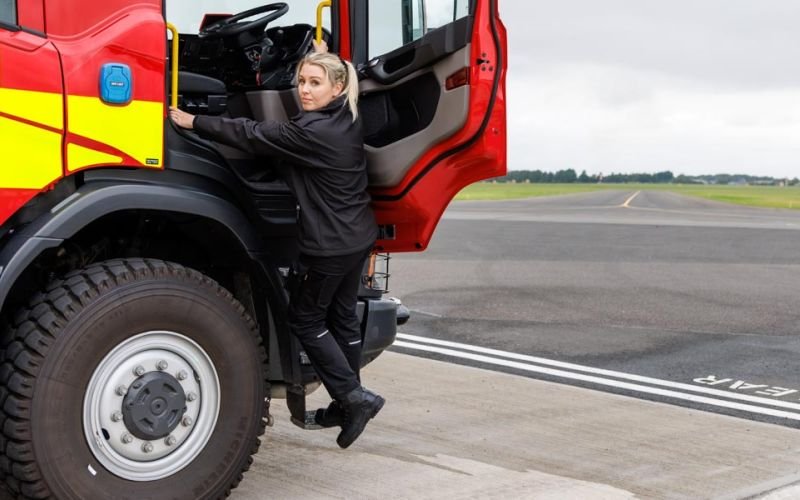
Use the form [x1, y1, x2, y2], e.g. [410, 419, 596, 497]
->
[287, 248, 370, 400]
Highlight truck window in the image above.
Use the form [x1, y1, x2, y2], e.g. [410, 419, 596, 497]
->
[166, 0, 329, 34]
[0, 0, 16, 26]
[368, 0, 470, 59]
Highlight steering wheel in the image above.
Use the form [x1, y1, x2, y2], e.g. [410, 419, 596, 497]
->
[199, 3, 289, 39]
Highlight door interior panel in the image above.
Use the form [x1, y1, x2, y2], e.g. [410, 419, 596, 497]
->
[360, 46, 470, 187]
[359, 72, 440, 148]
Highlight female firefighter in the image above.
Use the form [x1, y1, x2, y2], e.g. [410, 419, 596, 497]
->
[169, 44, 384, 449]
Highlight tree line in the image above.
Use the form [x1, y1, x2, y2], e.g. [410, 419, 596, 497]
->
[493, 170, 799, 186]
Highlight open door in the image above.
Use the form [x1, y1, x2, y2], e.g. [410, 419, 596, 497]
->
[347, 0, 507, 252]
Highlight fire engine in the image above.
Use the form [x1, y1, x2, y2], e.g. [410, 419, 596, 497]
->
[0, 0, 505, 497]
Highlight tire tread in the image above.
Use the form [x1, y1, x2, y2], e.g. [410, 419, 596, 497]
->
[0, 258, 268, 499]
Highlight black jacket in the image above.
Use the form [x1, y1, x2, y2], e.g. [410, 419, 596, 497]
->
[193, 97, 377, 257]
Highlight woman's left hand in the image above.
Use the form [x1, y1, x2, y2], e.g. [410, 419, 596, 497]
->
[169, 107, 195, 129]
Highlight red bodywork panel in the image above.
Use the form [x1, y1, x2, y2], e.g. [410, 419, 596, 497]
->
[44, 0, 160, 37]
[0, 1, 165, 226]
[0, 190, 41, 222]
[1, 0, 506, 254]
[0, 33, 59, 92]
[54, 3, 165, 173]
[52, 9, 164, 101]
[336, 0, 352, 59]
[17, 1, 45, 32]
[0, 16, 64, 223]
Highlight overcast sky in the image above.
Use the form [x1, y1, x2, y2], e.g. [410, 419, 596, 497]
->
[499, 0, 800, 178]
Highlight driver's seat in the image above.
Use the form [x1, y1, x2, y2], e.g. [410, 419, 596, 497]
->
[170, 71, 228, 116]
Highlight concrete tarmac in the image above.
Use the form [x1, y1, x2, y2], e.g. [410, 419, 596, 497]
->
[232, 191, 800, 499]
[234, 352, 800, 499]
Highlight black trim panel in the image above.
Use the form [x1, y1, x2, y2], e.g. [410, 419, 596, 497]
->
[0, 21, 20, 32]
[0, 236, 62, 312]
[20, 26, 45, 37]
[360, 72, 440, 147]
[0, 181, 266, 310]
[39, 183, 263, 249]
[349, 0, 368, 65]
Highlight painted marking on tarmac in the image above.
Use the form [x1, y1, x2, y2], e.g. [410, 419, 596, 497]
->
[693, 375, 800, 400]
[621, 191, 641, 208]
[395, 333, 800, 421]
[410, 309, 444, 318]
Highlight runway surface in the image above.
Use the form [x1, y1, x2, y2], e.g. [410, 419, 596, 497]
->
[390, 190, 800, 426]
[234, 352, 800, 500]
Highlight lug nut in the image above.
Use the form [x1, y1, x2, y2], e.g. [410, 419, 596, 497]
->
[177, 370, 188, 381]
[121, 433, 134, 444]
[187, 392, 197, 402]
[141, 442, 154, 453]
[115, 385, 127, 396]
[165, 435, 177, 446]
[182, 416, 193, 427]
[156, 360, 168, 371]
[133, 365, 146, 376]
[110, 411, 123, 422]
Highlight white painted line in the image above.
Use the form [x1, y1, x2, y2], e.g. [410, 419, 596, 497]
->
[621, 190, 641, 208]
[410, 309, 444, 318]
[394, 340, 800, 421]
[396, 333, 800, 412]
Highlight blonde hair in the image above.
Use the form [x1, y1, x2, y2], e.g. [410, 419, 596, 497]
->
[296, 52, 359, 122]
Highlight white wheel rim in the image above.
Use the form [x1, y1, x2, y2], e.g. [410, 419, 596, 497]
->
[83, 331, 220, 481]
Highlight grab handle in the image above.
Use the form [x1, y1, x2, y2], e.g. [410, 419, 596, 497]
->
[166, 23, 179, 108]
[315, 0, 331, 43]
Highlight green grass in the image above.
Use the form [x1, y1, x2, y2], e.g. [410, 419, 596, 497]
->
[455, 182, 800, 210]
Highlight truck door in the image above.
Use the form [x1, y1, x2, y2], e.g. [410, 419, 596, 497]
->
[0, 3, 64, 223]
[347, 0, 507, 252]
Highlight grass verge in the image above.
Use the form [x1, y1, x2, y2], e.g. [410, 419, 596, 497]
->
[455, 183, 800, 210]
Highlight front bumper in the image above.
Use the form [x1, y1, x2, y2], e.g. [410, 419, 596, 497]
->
[358, 296, 403, 366]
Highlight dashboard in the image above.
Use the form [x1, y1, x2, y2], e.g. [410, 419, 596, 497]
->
[176, 23, 324, 91]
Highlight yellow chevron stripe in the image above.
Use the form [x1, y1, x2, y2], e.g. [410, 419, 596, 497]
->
[67, 96, 163, 168]
[67, 143, 123, 172]
[0, 116, 63, 189]
[0, 88, 63, 130]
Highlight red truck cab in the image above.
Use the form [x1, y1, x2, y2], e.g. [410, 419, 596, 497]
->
[0, 1, 505, 498]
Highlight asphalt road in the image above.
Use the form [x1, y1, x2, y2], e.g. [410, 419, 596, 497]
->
[389, 190, 800, 426]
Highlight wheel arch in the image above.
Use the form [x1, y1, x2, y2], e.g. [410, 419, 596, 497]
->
[0, 181, 281, 315]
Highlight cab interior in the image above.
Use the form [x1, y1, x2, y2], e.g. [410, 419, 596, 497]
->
[167, 1, 474, 190]
[168, 3, 324, 183]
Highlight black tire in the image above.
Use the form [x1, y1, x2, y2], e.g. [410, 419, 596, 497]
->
[0, 259, 268, 499]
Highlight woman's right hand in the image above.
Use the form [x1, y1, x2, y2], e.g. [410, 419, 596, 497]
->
[312, 39, 328, 53]
[169, 107, 195, 129]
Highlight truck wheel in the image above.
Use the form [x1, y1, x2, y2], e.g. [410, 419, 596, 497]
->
[0, 259, 267, 499]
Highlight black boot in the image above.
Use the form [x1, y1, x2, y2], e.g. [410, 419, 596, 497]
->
[313, 400, 343, 428]
[337, 387, 385, 449]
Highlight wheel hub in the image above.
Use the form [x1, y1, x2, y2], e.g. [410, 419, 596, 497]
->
[83, 331, 220, 481]
[122, 371, 187, 440]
